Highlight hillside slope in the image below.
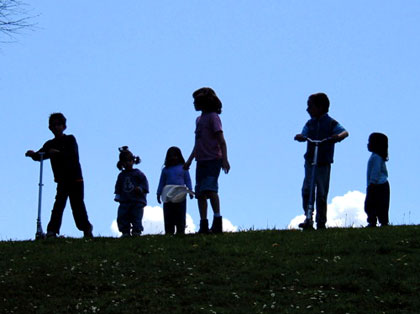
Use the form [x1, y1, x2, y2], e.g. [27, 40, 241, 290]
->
[1, 226, 419, 313]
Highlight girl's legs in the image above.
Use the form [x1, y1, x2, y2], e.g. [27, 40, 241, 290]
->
[197, 195, 209, 233]
[377, 182, 390, 226]
[117, 203, 131, 235]
[208, 191, 223, 233]
[197, 196, 208, 220]
[365, 184, 382, 227]
[209, 192, 220, 214]
[196, 160, 222, 233]
[163, 202, 175, 235]
[175, 200, 187, 235]
[197, 193, 223, 233]
[198, 191, 220, 217]
[131, 203, 144, 235]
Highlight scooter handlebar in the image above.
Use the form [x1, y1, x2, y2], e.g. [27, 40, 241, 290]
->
[305, 137, 331, 144]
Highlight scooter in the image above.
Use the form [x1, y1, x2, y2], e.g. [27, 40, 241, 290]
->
[299, 137, 330, 230]
[35, 152, 46, 240]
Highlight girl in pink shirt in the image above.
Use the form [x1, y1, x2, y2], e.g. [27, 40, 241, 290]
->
[184, 87, 230, 234]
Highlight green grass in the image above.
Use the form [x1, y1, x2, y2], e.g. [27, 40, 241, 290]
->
[1, 226, 420, 313]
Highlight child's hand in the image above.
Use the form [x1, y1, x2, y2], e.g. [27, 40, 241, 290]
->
[183, 160, 191, 170]
[134, 186, 142, 196]
[25, 150, 35, 157]
[222, 159, 230, 174]
[294, 134, 307, 142]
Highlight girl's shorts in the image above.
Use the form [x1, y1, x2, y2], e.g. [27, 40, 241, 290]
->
[195, 159, 222, 196]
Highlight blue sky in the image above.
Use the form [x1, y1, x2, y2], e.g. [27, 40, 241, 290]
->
[1, 1, 419, 239]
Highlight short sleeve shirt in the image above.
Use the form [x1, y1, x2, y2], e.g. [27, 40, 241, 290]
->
[194, 112, 223, 161]
[367, 153, 388, 186]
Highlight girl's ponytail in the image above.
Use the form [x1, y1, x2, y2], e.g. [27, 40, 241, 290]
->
[117, 146, 141, 170]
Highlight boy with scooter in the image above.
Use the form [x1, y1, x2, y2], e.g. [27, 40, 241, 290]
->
[26, 113, 93, 238]
[294, 93, 348, 230]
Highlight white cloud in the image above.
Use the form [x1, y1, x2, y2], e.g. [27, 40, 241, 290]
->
[222, 217, 238, 232]
[110, 205, 237, 236]
[288, 190, 367, 229]
[142, 205, 165, 235]
[288, 214, 307, 229]
[110, 220, 120, 236]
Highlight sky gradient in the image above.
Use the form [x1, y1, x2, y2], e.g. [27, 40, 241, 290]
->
[1, 1, 419, 239]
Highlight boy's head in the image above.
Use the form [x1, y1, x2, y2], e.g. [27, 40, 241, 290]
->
[49, 112, 67, 136]
[193, 87, 222, 114]
[307, 93, 330, 118]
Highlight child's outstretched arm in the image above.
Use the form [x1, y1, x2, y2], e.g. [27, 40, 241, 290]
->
[330, 130, 349, 143]
[184, 147, 195, 170]
[216, 131, 230, 174]
[156, 169, 167, 204]
[25, 149, 51, 161]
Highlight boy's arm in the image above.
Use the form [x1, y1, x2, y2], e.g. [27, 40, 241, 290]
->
[25, 142, 51, 161]
[330, 122, 349, 142]
[294, 124, 309, 142]
[216, 131, 230, 174]
[330, 130, 349, 142]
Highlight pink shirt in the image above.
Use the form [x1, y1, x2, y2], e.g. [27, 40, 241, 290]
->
[194, 112, 223, 161]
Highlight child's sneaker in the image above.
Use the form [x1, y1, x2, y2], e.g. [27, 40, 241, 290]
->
[298, 219, 314, 230]
[210, 216, 223, 234]
[46, 231, 57, 238]
[317, 223, 326, 230]
[83, 224, 94, 238]
[198, 219, 209, 234]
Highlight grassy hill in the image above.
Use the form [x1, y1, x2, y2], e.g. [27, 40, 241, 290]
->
[1, 226, 419, 314]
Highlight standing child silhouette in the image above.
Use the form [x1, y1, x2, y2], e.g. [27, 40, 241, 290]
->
[184, 87, 230, 234]
[114, 146, 149, 237]
[364, 133, 390, 227]
[295, 93, 348, 230]
[25, 113, 93, 238]
[157, 146, 193, 235]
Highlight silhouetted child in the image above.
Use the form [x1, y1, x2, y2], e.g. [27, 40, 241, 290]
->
[294, 93, 348, 230]
[184, 87, 230, 234]
[25, 113, 93, 238]
[157, 147, 193, 235]
[364, 133, 390, 227]
[114, 146, 149, 237]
